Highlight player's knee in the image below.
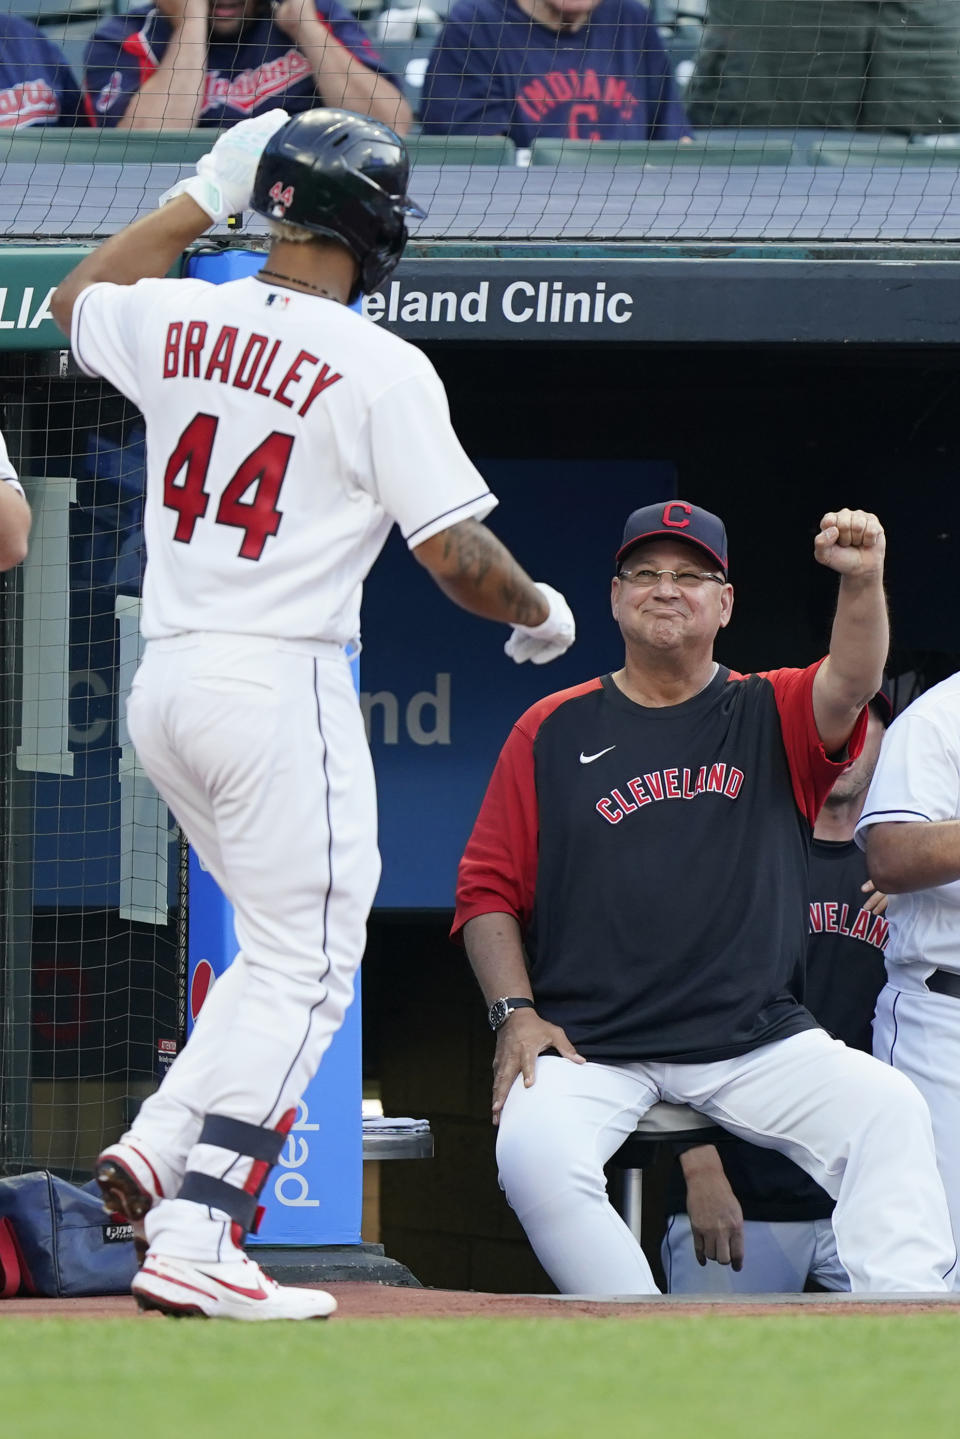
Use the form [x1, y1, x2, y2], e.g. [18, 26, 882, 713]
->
[496, 1109, 604, 1212]
[852, 1059, 932, 1138]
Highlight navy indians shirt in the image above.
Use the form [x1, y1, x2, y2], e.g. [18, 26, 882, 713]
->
[454, 661, 866, 1064]
[0, 15, 89, 129]
[83, 2, 394, 127]
[666, 837, 889, 1222]
[419, 0, 689, 148]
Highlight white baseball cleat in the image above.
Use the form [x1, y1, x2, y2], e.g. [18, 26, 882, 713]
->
[96, 1137, 175, 1216]
[132, 1252, 338, 1321]
[95, 1137, 178, 1264]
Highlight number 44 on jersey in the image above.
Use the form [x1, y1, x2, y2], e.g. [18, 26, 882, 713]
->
[164, 413, 293, 561]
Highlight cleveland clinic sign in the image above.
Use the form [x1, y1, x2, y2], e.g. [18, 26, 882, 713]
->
[362, 277, 634, 331]
[0, 250, 947, 352]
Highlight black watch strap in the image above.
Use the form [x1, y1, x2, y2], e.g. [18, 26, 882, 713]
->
[488, 996, 536, 1031]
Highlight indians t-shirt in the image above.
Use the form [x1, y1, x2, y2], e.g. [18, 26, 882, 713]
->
[0, 15, 88, 129]
[420, 0, 689, 147]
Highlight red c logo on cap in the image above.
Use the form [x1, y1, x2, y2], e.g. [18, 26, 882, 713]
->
[662, 501, 692, 529]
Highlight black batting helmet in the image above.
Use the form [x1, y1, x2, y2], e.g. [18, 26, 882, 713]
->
[251, 108, 424, 301]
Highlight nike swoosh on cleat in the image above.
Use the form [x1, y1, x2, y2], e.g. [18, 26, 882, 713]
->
[208, 1276, 270, 1300]
[579, 746, 616, 764]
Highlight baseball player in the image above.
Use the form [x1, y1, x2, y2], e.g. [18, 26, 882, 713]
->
[662, 693, 891, 1293]
[454, 500, 956, 1295]
[856, 672, 960, 1288]
[0, 427, 31, 569]
[50, 107, 575, 1321]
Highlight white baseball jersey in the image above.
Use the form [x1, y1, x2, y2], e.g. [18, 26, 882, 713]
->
[70, 275, 497, 642]
[855, 671, 960, 975]
[0, 428, 26, 497]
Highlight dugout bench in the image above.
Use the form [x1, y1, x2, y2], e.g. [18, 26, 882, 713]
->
[611, 1103, 724, 1241]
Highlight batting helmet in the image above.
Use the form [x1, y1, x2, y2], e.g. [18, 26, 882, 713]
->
[250, 108, 424, 300]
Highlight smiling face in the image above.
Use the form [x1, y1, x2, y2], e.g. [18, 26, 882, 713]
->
[611, 537, 734, 659]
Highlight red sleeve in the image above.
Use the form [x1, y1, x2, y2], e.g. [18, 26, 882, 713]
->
[757, 658, 868, 824]
[451, 677, 603, 941]
[451, 718, 539, 942]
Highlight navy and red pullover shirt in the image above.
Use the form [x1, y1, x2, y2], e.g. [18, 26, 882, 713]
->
[0, 15, 89, 129]
[454, 661, 866, 1064]
[83, 3, 395, 127]
[419, 0, 689, 148]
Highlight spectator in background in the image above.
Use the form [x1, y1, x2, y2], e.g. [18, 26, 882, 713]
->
[0, 14, 90, 129]
[0, 428, 31, 569]
[84, 0, 411, 133]
[687, 0, 960, 134]
[662, 692, 891, 1294]
[419, 0, 689, 148]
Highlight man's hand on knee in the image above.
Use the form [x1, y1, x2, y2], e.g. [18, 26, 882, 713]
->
[491, 1011, 584, 1126]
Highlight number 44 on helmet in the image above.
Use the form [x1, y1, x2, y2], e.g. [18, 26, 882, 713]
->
[251, 109, 426, 304]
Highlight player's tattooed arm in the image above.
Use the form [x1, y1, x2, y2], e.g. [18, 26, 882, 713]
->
[413, 519, 550, 627]
[51, 196, 213, 334]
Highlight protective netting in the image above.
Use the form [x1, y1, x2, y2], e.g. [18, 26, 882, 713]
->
[2, 0, 960, 243]
[0, 365, 184, 1182]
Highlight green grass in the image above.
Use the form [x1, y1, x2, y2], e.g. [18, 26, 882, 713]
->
[1, 1315, 955, 1439]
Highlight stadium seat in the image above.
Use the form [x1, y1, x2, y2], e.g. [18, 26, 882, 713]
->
[406, 134, 514, 165]
[811, 137, 960, 167]
[609, 1103, 724, 1240]
[36, 16, 98, 78]
[373, 33, 438, 105]
[0, 126, 514, 167]
[0, 129, 218, 164]
[529, 137, 797, 167]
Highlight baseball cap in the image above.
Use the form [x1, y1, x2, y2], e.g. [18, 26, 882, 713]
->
[616, 500, 728, 576]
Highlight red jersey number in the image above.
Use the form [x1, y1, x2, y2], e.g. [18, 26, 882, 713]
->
[162, 414, 293, 560]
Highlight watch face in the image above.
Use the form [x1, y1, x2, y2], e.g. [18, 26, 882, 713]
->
[489, 999, 509, 1031]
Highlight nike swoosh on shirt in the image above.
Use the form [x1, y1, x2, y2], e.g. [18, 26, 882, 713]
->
[579, 746, 616, 764]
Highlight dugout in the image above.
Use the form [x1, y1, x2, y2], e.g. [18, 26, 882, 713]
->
[2, 151, 960, 1292]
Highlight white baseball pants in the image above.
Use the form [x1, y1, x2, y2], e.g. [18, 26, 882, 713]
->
[496, 1031, 956, 1295]
[874, 981, 960, 1291]
[662, 1214, 849, 1294]
[123, 633, 379, 1257]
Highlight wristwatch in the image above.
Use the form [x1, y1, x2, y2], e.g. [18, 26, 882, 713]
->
[488, 996, 535, 1031]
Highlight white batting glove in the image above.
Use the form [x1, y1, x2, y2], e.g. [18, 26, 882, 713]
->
[159, 109, 291, 224]
[505, 584, 576, 665]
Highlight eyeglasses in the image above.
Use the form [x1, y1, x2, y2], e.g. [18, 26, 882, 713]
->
[617, 567, 726, 590]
